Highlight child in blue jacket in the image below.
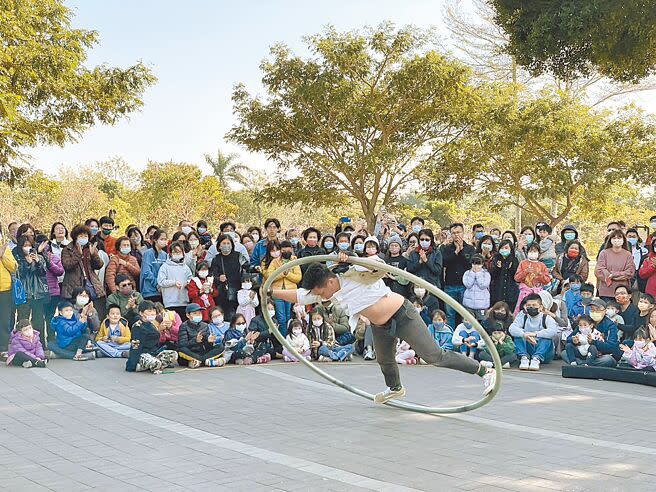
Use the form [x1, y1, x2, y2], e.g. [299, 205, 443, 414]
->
[50, 301, 93, 361]
[427, 309, 454, 351]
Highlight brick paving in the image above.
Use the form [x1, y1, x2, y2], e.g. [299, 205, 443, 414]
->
[0, 358, 654, 491]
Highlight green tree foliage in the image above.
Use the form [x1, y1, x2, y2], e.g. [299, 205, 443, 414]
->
[227, 23, 484, 231]
[204, 148, 251, 188]
[0, 0, 156, 184]
[422, 88, 656, 228]
[490, 0, 656, 82]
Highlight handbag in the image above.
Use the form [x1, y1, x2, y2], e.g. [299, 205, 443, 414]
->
[11, 274, 27, 306]
[220, 256, 238, 302]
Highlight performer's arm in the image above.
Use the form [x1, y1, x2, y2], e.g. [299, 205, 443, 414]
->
[270, 289, 299, 303]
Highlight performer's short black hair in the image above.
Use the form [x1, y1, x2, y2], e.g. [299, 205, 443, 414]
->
[302, 263, 337, 290]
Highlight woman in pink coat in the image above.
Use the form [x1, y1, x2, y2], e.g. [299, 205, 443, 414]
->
[595, 230, 635, 301]
[639, 241, 656, 298]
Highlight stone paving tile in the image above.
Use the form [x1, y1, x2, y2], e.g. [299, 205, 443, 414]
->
[1, 358, 655, 491]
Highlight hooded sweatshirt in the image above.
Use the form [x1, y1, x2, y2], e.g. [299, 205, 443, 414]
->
[555, 225, 587, 256]
[156, 257, 192, 308]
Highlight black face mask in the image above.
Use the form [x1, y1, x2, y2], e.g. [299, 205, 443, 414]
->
[526, 307, 540, 318]
[493, 311, 507, 321]
[282, 251, 292, 260]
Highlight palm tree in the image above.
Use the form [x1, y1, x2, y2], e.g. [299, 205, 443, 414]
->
[204, 148, 251, 188]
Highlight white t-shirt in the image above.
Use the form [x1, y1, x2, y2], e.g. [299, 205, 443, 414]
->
[296, 259, 391, 332]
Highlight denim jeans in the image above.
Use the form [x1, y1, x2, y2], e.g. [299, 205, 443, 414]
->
[274, 299, 291, 337]
[444, 285, 466, 330]
[336, 332, 356, 346]
[513, 337, 554, 363]
[561, 348, 617, 367]
[319, 343, 355, 361]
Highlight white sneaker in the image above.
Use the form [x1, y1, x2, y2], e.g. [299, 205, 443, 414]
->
[480, 361, 494, 369]
[502, 362, 510, 369]
[374, 386, 406, 404]
[570, 361, 577, 366]
[483, 369, 496, 396]
[318, 356, 332, 362]
[529, 358, 540, 371]
[363, 348, 376, 361]
[519, 356, 529, 370]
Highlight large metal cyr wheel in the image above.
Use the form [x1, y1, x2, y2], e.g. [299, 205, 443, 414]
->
[260, 255, 502, 414]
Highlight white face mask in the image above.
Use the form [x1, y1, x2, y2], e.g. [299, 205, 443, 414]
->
[235, 323, 246, 333]
[606, 308, 617, 317]
[579, 326, 592, 336]
[242, 282, 252, 290]
[171, 254, 184, 262]
[292, 329, 302, 336]
[611, 238, 624, 248]
[181, 226, 192, 235]
[76, 296, 89, 307]
[22, 328, 34, 338]
[312, 319, 323, 327]
[189, 240, 200, 249]
[527, 252, 539, 261]
[271, 251, 281, 258]
[212, 316, 224, 325]
[267, 309, 276, 318]
[146, 315, 157, 322]
[62, 310, 74, 320]
[414, 288, 426, 298]
[198, 270, 209, 279]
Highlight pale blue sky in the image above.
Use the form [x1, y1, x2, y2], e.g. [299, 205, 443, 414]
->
[29, 0, 655, 176]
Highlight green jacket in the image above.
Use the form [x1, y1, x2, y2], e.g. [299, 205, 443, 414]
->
[485, 335, 516, 358]
[106, 291, 144, 319]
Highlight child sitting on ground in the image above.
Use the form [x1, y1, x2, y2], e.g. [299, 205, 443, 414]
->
[126, 300, 178, 373]
[308, 309, 354, 362]
[7, 320, 47, 368]
[452, 321, 481, 358]
[427, 309, 454, 351]
[395, 340, 417, 365]
[514, 243, 552, 315]
[620, 326, 656, 371]
[51, 301, 94, 361]
[154, 302, 181, 351]
[222, 313, 250, 363]
[208, 306, 229, 340]
[236, 274, 259, 327]
[605, 301, 626, 327]
[95, 304, 131, 358]
[564, 315, 602, 366]
[283, 320, 311, 362]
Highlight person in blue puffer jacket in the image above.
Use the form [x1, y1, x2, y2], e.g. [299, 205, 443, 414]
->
[140, 229, 169, 303]
[50, 301, 93, 361]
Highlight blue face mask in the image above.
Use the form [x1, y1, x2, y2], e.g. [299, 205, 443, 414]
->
[434, 321, 444, 329]
[354, 243, 364, 253]
[475, 232, 484, 240]
[89, 227, 99, 236]
[563, 232, 576, 241]
[198, 227, 207, 234]
[570, 284, 581, 292]
[628, 237, 638, 247]
[337, 242, 349, 251]
[464, 322, 473, 329]
[412, 224, 422, 234]
[291, 237, 300, 246]
[324, 241, 334, 250]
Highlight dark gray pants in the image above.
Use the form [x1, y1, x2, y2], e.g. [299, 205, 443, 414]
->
[372, 299, 480, 388]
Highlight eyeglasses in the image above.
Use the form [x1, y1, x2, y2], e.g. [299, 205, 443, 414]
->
[119, 283, 131, 288]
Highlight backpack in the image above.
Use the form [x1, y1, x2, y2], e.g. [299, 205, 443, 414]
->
[522, 312, 548, 332]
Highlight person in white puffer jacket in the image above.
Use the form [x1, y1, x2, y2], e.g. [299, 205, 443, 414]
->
[462, 254, 491, 320]
[157, 241, 192, 318]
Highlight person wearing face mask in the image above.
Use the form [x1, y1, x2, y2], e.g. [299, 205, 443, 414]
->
[509, 294, 560, 370]
[196, 220, 212, 248]
[125, 226, 147, 267]
[69, 287, 101, 334]
[307, 309, 354, 362]
[363, 236, 383, 260]
[636, 293, 655, 330]
[383, 235, 412, 299]
[207, 306, 228, 340]
[471, 224, 485, 247]
[462, 254, 491, 321]
[156, 241, 193, 319]
[238, 304, 277, 364]
[106, 274, 144, 326]
[563, 275, 585, 322]
[350, 235, 366, 257]
[211, 234, 248, 320]
[320, 234, 336, 255]
[126, 300, 178, 373]
[619, 324, 656, 370]
[241, 234, 256, 258]
[561, 298, 620, 366]
[187, 262, 217, 322]
[139, 229, 169, 303]
[50, 300, 94, 361]
[313, 298, 351, 346]
[95, 216, 117, 256]
[604, 301, 625, 327]
[236, 274, 259, 327]
[61, 224, 105, 311]
[0, 230, 18, 354]
[326, 232, 354, 274]
[478, 302, 516, 368]
[249, 218, 280, 273]
[440, 223, 476, 330]
[555, 225, 585, 256]
[283, 319, 311, 362]
[297, 227, 326, 274]
[408, 229, 443, 295]
[490, 239, 519, 309]
[409, 217, 425, 237]
[476, 235, 496, 271]
[177, 303, 225, 368]
[285, 228, 302, 256]
[7, 319, 47, 368]
[13, 235, 51, 348]
[595, 230, 635, 302]
[247, 226, 262, 245]
[105, 237, 141, 294]
[178, 220, 194, 237]
[638, 239, 656, 299]
[185, 231, 207, 273]
[513, 243, 551, 316]
[262, 240, 301, 338]
[552, 240, 589, 295]
[517, 226, 536, 259]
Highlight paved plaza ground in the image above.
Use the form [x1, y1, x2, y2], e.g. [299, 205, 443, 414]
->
[0, 357, 654, 492]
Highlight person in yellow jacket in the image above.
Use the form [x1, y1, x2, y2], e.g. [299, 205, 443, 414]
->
[261, 240, 302, 336]
[0, 237, 18, 353]
[94, 304, 131, 358]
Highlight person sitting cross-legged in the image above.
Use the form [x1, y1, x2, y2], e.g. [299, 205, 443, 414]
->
[177, 303, 225, 368]
[561, 298, 619, 367]
[95, 304, 131, 358]
[509, 293, 559, 371]
[126, 300, 178, 374]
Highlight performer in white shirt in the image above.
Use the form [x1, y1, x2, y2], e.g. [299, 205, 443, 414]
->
[269, 252, 496, 403]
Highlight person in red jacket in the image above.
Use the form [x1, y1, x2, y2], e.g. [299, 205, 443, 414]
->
[639, 241, 656, 298]
[187, 262, 217, 321]
[105, 237, 141, 293]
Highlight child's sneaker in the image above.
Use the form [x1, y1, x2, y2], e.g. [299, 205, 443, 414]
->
[570, 361, 578, 366]
[205, 357, 225, 367]
[480, 361, 494, 369]
[374, 385, 406, 404]
[22, 360, 33, 368]
[318, 355, 331, 362]
[502, 362, 510, 369]
[363, 348, 376, 360]
[519, 356, 530, 370]
[528, 358, 540, 371]
[34, 360, 47, 368]
[283, 355, 293, 362]
[483, 368, 496, 396]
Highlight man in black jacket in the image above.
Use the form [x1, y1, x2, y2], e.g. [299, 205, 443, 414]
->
[178, 303, 225, 368]
[440, 223, 476, 329]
